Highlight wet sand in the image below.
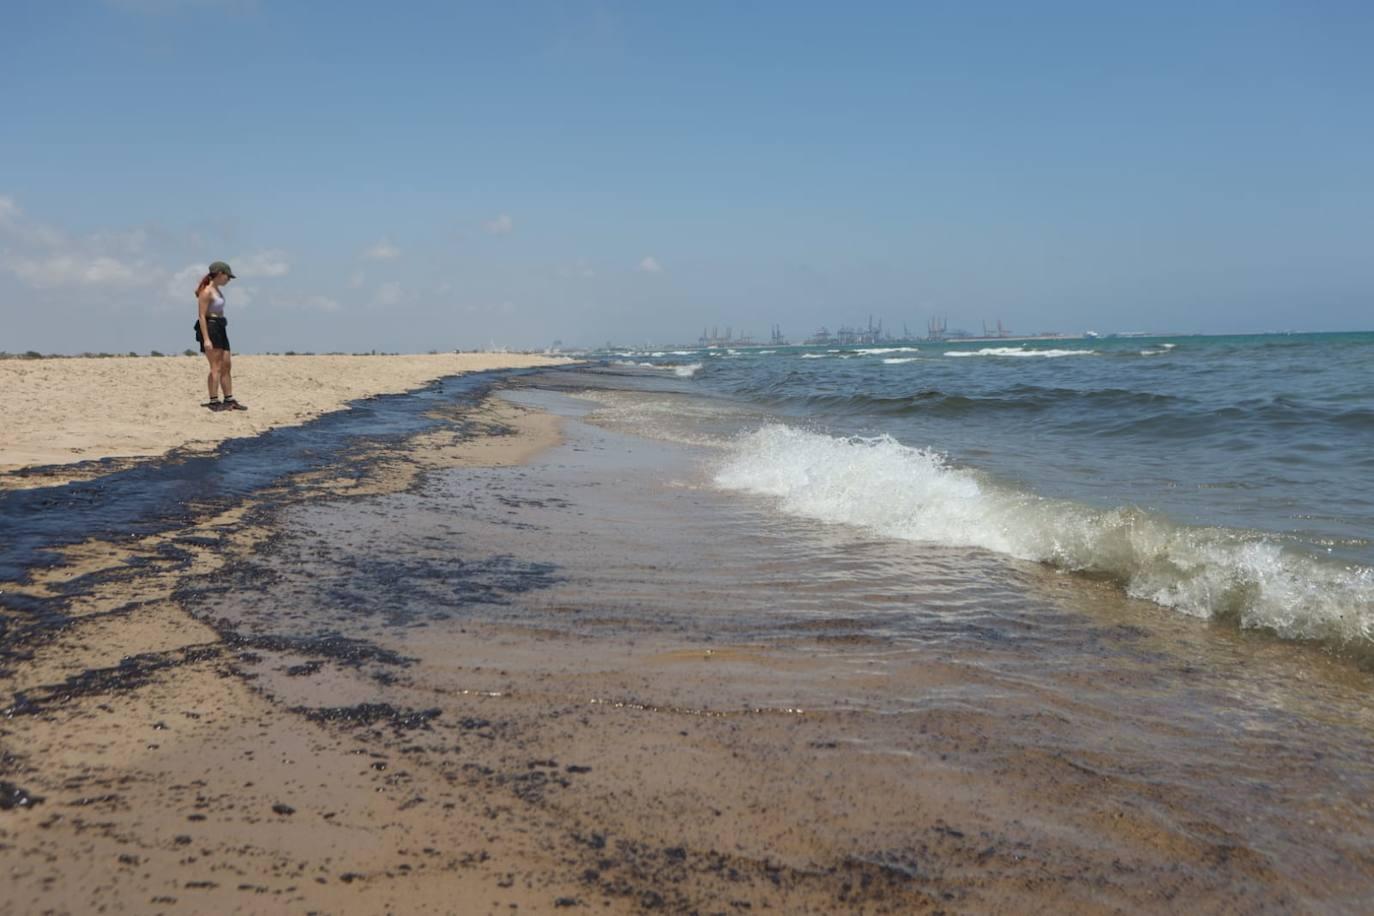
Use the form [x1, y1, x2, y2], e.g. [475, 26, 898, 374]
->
[3, 379, 1374, 913]
[0, 352, 572, 489]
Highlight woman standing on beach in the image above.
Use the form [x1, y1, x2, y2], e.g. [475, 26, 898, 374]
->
[194, 260, 247, 411]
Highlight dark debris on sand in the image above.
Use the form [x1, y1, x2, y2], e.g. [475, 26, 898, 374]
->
[219, 630, 416, 668]
[3, 644, 223, 717]
[558, 832, 939, 914]
[291, 703, 442, 734]
[0, 780, 45, 810]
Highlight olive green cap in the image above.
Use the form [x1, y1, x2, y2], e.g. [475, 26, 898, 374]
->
[208, 260, 236, 278]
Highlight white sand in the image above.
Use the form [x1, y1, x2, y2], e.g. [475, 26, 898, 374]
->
[0, 352, 573, 486]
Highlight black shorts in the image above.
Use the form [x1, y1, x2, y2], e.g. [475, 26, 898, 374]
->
[194, 316, 230, 352]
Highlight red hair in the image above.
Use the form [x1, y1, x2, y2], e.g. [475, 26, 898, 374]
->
[195, 273, 215, 297]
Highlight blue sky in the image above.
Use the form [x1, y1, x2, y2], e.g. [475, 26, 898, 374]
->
[2, 0, 1371, 352]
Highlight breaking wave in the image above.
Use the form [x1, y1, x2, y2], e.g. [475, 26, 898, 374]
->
[713, 425, 1374, 649]
[611, 360, 703, 378]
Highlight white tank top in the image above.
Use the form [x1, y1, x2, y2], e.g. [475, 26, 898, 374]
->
[207, 288, 225, 316]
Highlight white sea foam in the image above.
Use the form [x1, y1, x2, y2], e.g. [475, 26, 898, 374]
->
[946, 347, 1096, 358]
[882, 357, 920, 365]
[800, 353, 830, 359]
[612, 359, 702, 377]
[714, 425, 1374, 646]
[855, 347, 921, 355]
[1140, 349, 1164, 356]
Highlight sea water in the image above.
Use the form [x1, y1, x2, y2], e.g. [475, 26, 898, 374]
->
[588, 332, 1374, 654]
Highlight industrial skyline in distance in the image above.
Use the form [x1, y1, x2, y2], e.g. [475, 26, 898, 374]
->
[655, 315, 1121, 352]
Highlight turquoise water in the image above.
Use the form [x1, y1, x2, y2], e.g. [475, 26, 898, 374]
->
[591, 332, 1374, 651]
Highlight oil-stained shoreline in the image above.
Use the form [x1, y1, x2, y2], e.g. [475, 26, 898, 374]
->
[0, 381, 599, 913]
[3, 370, 1374, 914]
[0, 374, 937, 914]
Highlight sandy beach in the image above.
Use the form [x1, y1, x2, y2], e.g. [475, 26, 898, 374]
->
[3, 363, 1374, 914]
[0, 353, 572, 488]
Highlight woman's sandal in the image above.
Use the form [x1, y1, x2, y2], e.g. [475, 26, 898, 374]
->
[222, 398, 248, 411]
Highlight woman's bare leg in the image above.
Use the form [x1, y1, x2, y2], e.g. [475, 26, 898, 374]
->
[219, 351, 233, 399]
[204, 348, 221, 399]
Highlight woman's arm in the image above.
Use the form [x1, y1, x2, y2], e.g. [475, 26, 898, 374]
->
[198, 288, 214, 349]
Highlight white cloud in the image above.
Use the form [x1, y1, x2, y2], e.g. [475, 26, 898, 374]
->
[0, 195, 296, 331]
[638, 255, 662, 273]
[0, 199, 151, 289]
[364, 239, 400, 261]
[6, 254, 143, 288]
[89, 227, 149, 256]
[348, 271, 366, 289]
[14, 224, 67, 249]
[484, 214, 514, 235]
[374, 281, 403, 307]
[229, 284, 256, 308]
[166, 263, 206, 302]
[273, 294, 340, 313]
[0, 196, 66, 249]
[232, 249, 290, 277]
